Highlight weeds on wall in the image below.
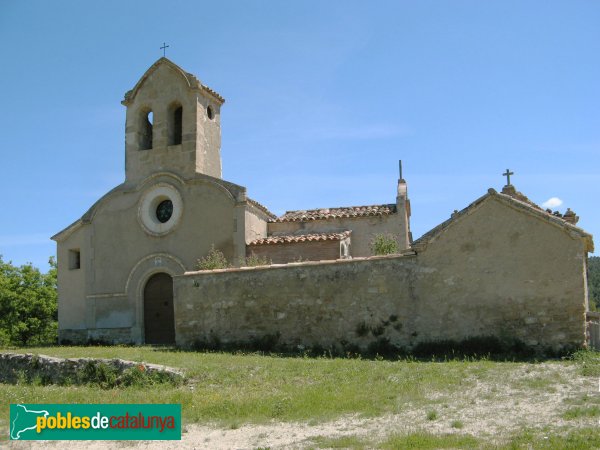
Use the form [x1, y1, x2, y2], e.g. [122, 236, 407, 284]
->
[196, 245, 230, 270]
[240, 254, 271, 267]
[12, 359, 182, 389]
[370, 233, 400, 255]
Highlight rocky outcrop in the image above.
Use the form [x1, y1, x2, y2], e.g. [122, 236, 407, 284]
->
[0, 352, 184, 385]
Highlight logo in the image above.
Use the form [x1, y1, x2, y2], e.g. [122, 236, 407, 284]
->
[10, 404, 181, 440]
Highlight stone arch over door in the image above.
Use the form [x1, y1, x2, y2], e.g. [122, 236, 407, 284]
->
[143, 272, 175, 344]
[126, 253, 186, 344]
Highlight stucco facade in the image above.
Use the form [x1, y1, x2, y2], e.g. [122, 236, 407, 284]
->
[53, 58, 593, 352]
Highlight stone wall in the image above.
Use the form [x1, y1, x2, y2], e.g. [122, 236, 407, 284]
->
[247, 239, 344, 264]
[174, 197, 589, 353]
[0, 353, 183, 385]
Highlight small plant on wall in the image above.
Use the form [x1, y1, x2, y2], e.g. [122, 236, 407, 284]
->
[196, 245, 230, 270]
[370, 233, 400, 255]
[241, 253, 271, 267]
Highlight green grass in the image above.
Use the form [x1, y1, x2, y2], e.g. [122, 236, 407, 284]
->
[311, 434, 369, 449]
[451, 419, 464, 429]
[562, 406, 600, 420]
[503, 427, 600, 449]
[1, 346, 599, 447]
[0, 345, 488, 427]
[380, 432, 480, 449]
[571, 349, 600, 376]
[311, 428, 600, 450]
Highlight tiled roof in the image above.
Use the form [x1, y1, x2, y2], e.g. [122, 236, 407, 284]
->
[270, 204, 397, 223]
[248, 231, 351, 246]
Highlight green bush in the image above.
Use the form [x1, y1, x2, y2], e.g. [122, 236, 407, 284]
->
[76, 361, 118, 389]
[196, 245, 229, 270]
[369, 234, 399, 255]
[73, 361, 181, 389]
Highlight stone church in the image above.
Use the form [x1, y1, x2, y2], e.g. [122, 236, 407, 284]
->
[53, 58, 594, 353]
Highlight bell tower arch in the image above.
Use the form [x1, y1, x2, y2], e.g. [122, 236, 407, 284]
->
[121, 57, 225, 182]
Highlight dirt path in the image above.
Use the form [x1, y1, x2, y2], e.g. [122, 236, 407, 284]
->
[6, 363, 598, 449]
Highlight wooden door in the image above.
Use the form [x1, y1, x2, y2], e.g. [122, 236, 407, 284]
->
[143, 273, 175, 345]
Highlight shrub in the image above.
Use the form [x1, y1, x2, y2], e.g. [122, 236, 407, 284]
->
[451, 420, 464, 429]
[241, 253, 271, 267]
[370, 234, 399, 255]
[426, 410, 438, 421]
[196, 245, 229, 270]
[76, 361, 118, 389]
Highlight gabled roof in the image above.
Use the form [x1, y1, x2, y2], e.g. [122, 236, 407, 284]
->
[270, 204, 397, 223]
[248, 231, 351, 246]
[122, 57, 224, 106]
[412, 187, 594, 253]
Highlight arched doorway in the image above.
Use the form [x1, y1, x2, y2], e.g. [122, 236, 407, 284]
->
[143, 273, 175, 345]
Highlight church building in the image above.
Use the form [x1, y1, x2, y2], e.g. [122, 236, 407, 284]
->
[52, 58, 594, 353]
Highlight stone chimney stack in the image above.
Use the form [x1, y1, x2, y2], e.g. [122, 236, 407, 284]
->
[396, 160, 412, 249]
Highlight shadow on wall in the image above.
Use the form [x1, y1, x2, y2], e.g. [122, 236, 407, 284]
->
[187, 332, 577, 361]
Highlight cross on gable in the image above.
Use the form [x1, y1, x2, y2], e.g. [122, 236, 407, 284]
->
[503, 169, 514, 186]
[160, 42, 170, 57]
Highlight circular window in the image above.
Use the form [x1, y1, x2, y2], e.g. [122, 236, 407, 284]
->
[207, 105, 214, 120]
[156, 199, 173, 223]
[138, 183, 183, 236]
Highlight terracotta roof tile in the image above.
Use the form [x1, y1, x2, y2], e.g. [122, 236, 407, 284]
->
[248, 231, 351, 246]
[270, 204, 397, 222]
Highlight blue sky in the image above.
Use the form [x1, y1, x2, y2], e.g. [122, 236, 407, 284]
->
[1, 1, 599, 271]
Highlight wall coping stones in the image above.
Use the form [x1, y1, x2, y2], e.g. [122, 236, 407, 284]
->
[182, 250, 418, 276]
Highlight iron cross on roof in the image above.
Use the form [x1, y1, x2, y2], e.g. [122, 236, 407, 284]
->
[160, 42, 170, 57]
[503, 169, 514, 186]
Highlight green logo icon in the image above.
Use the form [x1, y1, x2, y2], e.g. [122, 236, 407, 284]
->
[9, 404, 181, 440]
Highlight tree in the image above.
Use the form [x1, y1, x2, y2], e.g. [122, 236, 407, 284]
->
[588, 256, 600, 311]
[0, 256, 57, 346]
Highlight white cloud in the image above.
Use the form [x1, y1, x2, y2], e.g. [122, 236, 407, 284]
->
[542, 197, 563, 209]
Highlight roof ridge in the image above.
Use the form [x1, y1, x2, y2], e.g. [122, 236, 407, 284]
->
[412, 188, 593, 253]
[271, 203, 397, 223]
[249, 230, 352, 246]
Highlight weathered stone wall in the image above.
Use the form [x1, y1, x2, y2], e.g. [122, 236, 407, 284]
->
[0, 353, 184, 385]
[247, 239, 343, 264]
[59, 328, 135, 345]
[175, 256, 416, 350]
[412, 197, 588, 348]
[175, 198, 589, 353]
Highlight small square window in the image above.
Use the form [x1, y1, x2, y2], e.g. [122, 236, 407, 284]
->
[68, 249, 81, 270]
